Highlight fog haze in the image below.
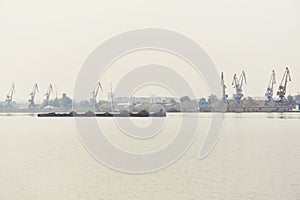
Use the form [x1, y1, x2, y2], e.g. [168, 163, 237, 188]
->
[0, 0, 299, 101]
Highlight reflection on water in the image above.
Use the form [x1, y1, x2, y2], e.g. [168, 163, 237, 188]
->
[1, 112, 300, 119]
[0, 113, 36, 117]
[0, 113, 299, 200]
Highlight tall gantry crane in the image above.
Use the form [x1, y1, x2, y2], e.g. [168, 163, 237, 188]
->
[232, 70, 247, 103]
[91, 81, 103, 110]
[110, 83, 114, 112]
[277, 67, 291, 103]
[265, 70, 276, 104]
[28, 83, 39, 109]
[5, 83, 15, 107]
[221, 72, 227, 103]
[44, 84, 53, 106]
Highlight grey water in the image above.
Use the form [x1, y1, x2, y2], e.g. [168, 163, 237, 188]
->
[0, 113, 299, 200]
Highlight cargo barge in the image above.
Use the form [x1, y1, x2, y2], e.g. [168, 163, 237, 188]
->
[37, 109, 166, 117]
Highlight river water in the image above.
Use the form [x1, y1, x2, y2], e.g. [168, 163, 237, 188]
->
[0, 113, 299, 200]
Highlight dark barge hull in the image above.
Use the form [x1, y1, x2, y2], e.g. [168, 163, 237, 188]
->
[37, 110, 166, 118]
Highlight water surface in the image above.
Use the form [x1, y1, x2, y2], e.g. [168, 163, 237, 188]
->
[0, 113, 299, 200]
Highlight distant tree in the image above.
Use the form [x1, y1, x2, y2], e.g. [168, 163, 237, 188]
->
[170, 98, 176, 104]
[294, 95, 300, 104]
[208, 95, 218, 105]
[60, 95, 72, 109]
[49, 93, 72, 109]
[49, 98, 60, 107]
[180, 96, 191, 103]
[79, 100, 91, 107]
[98, 100, 109, 105]
[199, 98, 207, 105]
[244, 96, 254, 102]
[287, 95, 294, 105]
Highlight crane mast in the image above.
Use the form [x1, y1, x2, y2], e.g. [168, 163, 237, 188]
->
[221, 72, 227, 103]
[232, 70, 247, 103]
[110, 83, 114, 112]
[5, 83, 15, 107]
[265, 70, 276, 104]
[44, 84, 53, 106]
[91, 81, 103, 110]
[28, 83, 39, 109]
[276, 67, 291, 103]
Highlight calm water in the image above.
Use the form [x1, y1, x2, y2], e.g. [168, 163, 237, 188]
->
[0, 113, 300, 200]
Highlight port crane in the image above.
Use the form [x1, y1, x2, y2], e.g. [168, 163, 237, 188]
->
[265, 70, 276, 104]
[91, 81, 103, 109]
[276, 67, 291, 103]
[28, 83, 39, 109]
[5, 83, 15, 107]
[44, 84, 53, 106]
[232, 70, 247, 103]
[110, 83, 114, 112]
[221, 72, 228, 103]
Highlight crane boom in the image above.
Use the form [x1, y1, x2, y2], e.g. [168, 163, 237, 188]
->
[110, 83, 114, 112]
[277, 67, 291, 102]
[239, 71, 247, 87]
[5, 83, 15, 106]
[232, 70, 247, 103]
[28, 83, 39, 109]
[44, 84, 53, 106]
[221, 72, 227, 103]
[91, 81, 103, 110]
[265, 70, 276, 104]
[232, 74, 239, 91]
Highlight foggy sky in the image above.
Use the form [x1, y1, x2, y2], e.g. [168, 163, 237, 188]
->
[0, 0, 299, 102]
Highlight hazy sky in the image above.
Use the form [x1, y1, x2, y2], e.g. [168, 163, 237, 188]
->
[0, 0, 299, 102]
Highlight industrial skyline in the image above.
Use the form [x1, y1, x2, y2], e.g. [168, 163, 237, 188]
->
[1, 0, 300, 101]
[0, 67, 297, 106]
